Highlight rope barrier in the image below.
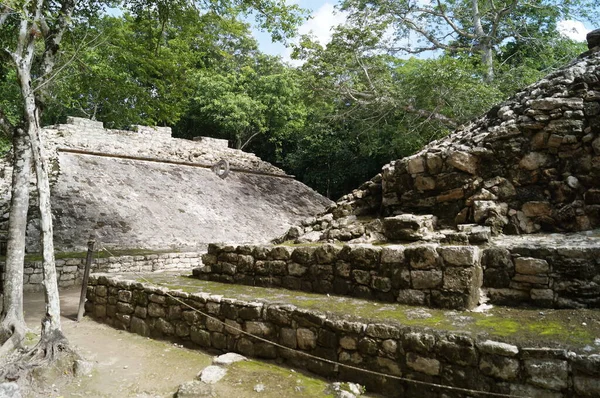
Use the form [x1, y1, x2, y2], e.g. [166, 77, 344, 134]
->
[94, 245, 522, 398]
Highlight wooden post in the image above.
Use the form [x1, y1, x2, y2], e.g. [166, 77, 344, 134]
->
[77, 236, 95, 322]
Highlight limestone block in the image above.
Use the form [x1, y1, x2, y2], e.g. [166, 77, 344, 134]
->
[407, 156, 425, 174]
[443, 267, 477, 292]
[371, 276, 392, 292]
[522, 201, 553, 217]
[415, 175, 436, 191]
[426, 154, 443, 174]
[411, 270, 443, 289]
[376, 357, 402, 376]
[447, 151, 478, 174]
[396, 289, 426, 306]
[380, 247, 405, 264]
[437, 246, 479, 267]
[528, 97, 584, 110]
[315, 244, 342, 264]
[190, 327, 210, 347]
[477, 340, 519, 357]
[245, 321, 273, 337]
[297, 328, 317, 350]
[116, 302, 134, 315]
[406, 245, 439, 270]
[524, 359, 568, 391]
[574, 376, 600, 397]
[383, 214, 437, 241]
[437, 188, 464, 202]
[352, 269, 370, 285]
[406, 352, 440, 376]
[519, 152, 552, 170]
[118, 290, 132, 303]
[340, 336, 357, 350]
[515, 257, 550, 275]
[347, 245, 381, 269]
[382, 339, 398, 356]
[288, 262, 308, 277]
[147, 302, 165, 318]
[479, 355, 520, 380]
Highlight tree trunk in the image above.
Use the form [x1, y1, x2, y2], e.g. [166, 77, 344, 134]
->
[17, 62, 64, 347]
[0, 127, 31, 355]
[471, 0, 494, 82]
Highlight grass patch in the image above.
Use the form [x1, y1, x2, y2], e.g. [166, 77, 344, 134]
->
[224, 360, 332, 397]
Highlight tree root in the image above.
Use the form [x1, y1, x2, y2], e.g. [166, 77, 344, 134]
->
[0, 329, 78, 384]
[0, 318, 26, 359]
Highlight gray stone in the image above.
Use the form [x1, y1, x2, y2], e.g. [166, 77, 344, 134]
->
[213, 353, 247, 366]
[0, 383, 21, 398]
[176, 381, 213, 397]
[198, 365, 227, 384]
[477, 340, 519, 357]
[575, 376, 600, 397]
[73, 359, 94, 377]
[514, 257, 549, 275]
[406, 352, 440, 375]
[524, 359, 568, 391]
[479, 355, 520, 380]
[297, 328, 317, 350]
[588, 28, 600, 49]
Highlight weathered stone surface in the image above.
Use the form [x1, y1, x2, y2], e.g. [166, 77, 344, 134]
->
[0, 383, 21, 398]
[176, 381, 213, 397]
[213, 353, 247, 366]
[588, 28, 600, 49]
[479, 355, 520, 380]
[524, 359, 568, 391]
[448, 151, 478, 174]
[406, 353, 440, 376]
[514, 257, 549, 275]
[199, 366, 227, 384]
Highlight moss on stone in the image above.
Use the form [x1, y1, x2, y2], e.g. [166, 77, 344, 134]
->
[136, 273, 599, 351]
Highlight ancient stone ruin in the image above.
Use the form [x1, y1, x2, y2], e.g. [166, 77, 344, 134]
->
[10, 31, 600, 398]
[0, 117, 331, 254]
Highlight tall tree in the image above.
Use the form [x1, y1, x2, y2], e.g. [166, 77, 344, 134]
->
[339, 0, 598, 82]
[0, 0, 81, 362]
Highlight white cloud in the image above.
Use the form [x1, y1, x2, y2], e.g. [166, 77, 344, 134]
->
[282, 2, 348, 65]
[557, 20, 590, 42]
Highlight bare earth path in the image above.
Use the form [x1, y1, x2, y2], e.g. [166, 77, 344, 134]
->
[22, 287, 351, 398]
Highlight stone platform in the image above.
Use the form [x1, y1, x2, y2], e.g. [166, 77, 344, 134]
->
[195, 230, 600, 311]
[85, 272, 600, 397]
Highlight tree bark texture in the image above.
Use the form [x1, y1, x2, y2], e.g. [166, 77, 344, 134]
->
[0, 128, 31, 354]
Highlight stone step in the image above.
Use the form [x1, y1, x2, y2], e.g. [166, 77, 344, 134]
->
[197, 242, 482, 311]
[382, 214, 437, 242]
[85, 272, 600, 397]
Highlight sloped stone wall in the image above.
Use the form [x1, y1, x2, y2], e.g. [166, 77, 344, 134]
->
[86, 274, 600, 397]
[381, 50, 600, 234]
[197, 243, 482, 310]
[0, 117, 331, 253]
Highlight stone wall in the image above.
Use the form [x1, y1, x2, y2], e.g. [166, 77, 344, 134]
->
[0, 117, 331, 252]
[0, 252, 202, 292]
[85, 274, 600, 397]
[482, 234, 600, 308]
[196, 243, 482, 310]
[381, 49, 600, 234]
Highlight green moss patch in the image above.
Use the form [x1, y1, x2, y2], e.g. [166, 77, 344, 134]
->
[135, 273, 600, 351]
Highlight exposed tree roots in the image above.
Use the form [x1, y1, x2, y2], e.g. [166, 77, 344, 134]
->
[0, 329, 78, 388]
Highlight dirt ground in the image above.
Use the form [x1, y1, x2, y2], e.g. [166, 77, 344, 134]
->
[21, 287, 349, 398]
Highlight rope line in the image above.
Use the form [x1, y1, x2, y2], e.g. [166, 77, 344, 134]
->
[95, 245, 522, 398]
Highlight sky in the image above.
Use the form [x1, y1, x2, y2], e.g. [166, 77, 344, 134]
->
[252, 0, 595, 64]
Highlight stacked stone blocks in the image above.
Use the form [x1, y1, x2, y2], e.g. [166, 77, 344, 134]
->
[86, 274, 600, 397]
[197, 243, 482, 310]
[0, 252, 202, 292]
